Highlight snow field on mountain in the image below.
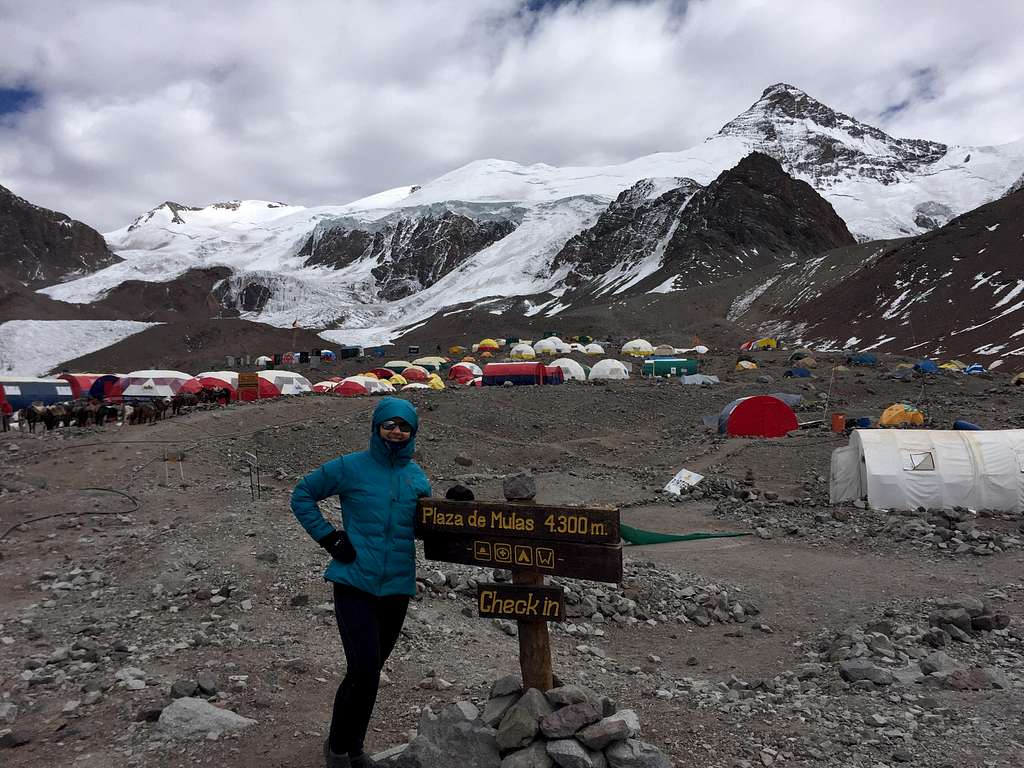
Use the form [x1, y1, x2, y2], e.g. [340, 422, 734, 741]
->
[0, 320, 159, 377]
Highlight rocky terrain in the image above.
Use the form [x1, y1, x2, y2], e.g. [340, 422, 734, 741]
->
[1, 346, 1022, 767]
[0, 184, 120, 289]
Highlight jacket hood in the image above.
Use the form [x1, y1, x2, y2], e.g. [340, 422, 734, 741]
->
[369, 397, 419, 464]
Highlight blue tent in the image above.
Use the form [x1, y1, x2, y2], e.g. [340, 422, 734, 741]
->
[965, 363, 986, 375]
[320, 350, 337, 361]
[784, 367, 812, 378]
[847, 353, 878, 367]
[914, 359, 938, 373]
[0, 377, 74, 410]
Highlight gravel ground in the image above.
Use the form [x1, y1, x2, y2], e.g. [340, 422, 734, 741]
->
[1, 350, 1022, 767]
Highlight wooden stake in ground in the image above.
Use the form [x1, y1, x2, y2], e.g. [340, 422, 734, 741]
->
[505, 472, 553, 691]
[513, 569, 553, 690]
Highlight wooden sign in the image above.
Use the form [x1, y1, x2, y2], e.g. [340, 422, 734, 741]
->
[416, 499, 619, 544]
[238, 372, 259, 397]
[422, 533, 622, 584]
[477, 583, 565, 622]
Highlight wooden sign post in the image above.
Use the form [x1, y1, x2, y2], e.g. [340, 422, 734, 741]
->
[416, 496, 621, 690]
[238, 372, 260, 399]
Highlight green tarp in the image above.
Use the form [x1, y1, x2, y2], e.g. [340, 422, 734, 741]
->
[619, 523, 750, 545]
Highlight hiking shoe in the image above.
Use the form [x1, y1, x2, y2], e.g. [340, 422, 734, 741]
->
[323, 740, 352, 768]
[350, 752, 376, 768]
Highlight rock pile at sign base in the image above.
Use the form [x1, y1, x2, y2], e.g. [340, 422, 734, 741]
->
[374, 677, 670, 768]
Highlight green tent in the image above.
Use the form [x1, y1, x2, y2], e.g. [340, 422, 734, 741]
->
[642, 358, 699, 377]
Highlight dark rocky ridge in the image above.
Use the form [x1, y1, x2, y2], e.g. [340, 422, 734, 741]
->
[718, 83, 948, 186]
[551, 177, 702, 290]
[299, 210, 517, 301]
[0, 183, 121, 287]
[749, 188, 1024, 360]
[634, 152, 856, 293]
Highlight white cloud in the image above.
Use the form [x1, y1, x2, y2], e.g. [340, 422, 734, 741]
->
[0, 0, 1021, 231]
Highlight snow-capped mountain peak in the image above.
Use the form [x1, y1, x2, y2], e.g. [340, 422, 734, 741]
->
[715, 82, 948, 186]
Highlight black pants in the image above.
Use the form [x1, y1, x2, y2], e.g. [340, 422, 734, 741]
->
[329, 583, 409, 756]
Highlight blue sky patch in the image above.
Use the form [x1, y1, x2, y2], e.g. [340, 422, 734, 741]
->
[0, 86, 39, 116]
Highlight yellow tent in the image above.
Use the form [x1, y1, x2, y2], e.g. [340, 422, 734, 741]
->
[478, 338, 500, 351]
[461, 356, 477, 363]
[752, 338, 778, 350]
[879, 403, 925, 427]
[449, 345, 466, 355]
[427, 374, 445, 390]
[735, 360, 758, 371]
[389, 374, 408, 386]
[361, 372, 379, 379]
[942, 360, 967, 371]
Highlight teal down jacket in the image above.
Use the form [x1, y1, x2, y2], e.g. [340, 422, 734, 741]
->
[291, 397, 431, 596]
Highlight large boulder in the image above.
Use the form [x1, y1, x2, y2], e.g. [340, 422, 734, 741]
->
[497, 689, 554, 751]
[547, 738, 606, 768]
[157, 698, 256, 739]
[406, 701, 501, 768]
[540, 702, 603, 739]
[502, 741, 554, 768]
[838, 658, 896, 686]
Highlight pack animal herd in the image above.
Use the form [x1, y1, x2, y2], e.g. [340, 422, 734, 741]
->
[14, 389, 229, 433]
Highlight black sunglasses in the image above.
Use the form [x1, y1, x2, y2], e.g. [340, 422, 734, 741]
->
[380, 419, 412, 433]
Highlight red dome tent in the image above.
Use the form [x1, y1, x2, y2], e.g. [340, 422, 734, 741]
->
[58, 373, 100, 399]
[402, 366, 430, 383]
[718, 395, 799, 438]
[335, 379, 369, 397]
[368, 368, 394, 380]
[197, 375, 237, 401]
[241, 377, 281, 401]
[87, 374, 124, 402]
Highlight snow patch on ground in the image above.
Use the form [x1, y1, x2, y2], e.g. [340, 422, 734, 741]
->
[0, 320, 159, 376]
[727, 276, 780, 320]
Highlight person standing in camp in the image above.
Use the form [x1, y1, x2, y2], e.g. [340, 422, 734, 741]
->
[291, 397, 431, 768]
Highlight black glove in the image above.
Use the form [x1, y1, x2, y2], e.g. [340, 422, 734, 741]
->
[317, 530, 357, 564]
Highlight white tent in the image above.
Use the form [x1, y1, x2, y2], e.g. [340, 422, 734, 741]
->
[621, 339, 654, 357]
[255, 356, 273, 366]
[510, 343, 537, 360]
[589, 359, 629, 380]
[344, 375, 395, 394]
[122, 370, 198, 399]
[830, 429, 1024, 512]
[550, 358, 587, 381]
[258, 370, 312, 395]
[533, 338, 559, 355]
[584, 343, 605, 355]
[568, 342, 587, 353]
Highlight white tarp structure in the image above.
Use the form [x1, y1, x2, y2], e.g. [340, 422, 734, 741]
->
[550, 358, 587, 381]
[589, 359, 629, 380]
[122, 370, 197, 399]
[258, 370, 312, 395]
[830, 429, 1024, 512]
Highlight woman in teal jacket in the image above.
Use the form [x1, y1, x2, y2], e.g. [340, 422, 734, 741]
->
[292, 397, 431, 768]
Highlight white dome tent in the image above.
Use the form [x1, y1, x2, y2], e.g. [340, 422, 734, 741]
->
[254, 356, 273, 367]
[584, 343, 605, 355]
[533, 338, 559, 355]
[589, 359, 629, 380]
[550, 358, 587, 382]
[258, 370, 312, 395]
[121, 370, 198, 400]
[621, 339, 654, 357]
[510, 343, 537, 360]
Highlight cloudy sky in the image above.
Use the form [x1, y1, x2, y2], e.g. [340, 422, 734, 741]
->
[1, 0, 1021, 231]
